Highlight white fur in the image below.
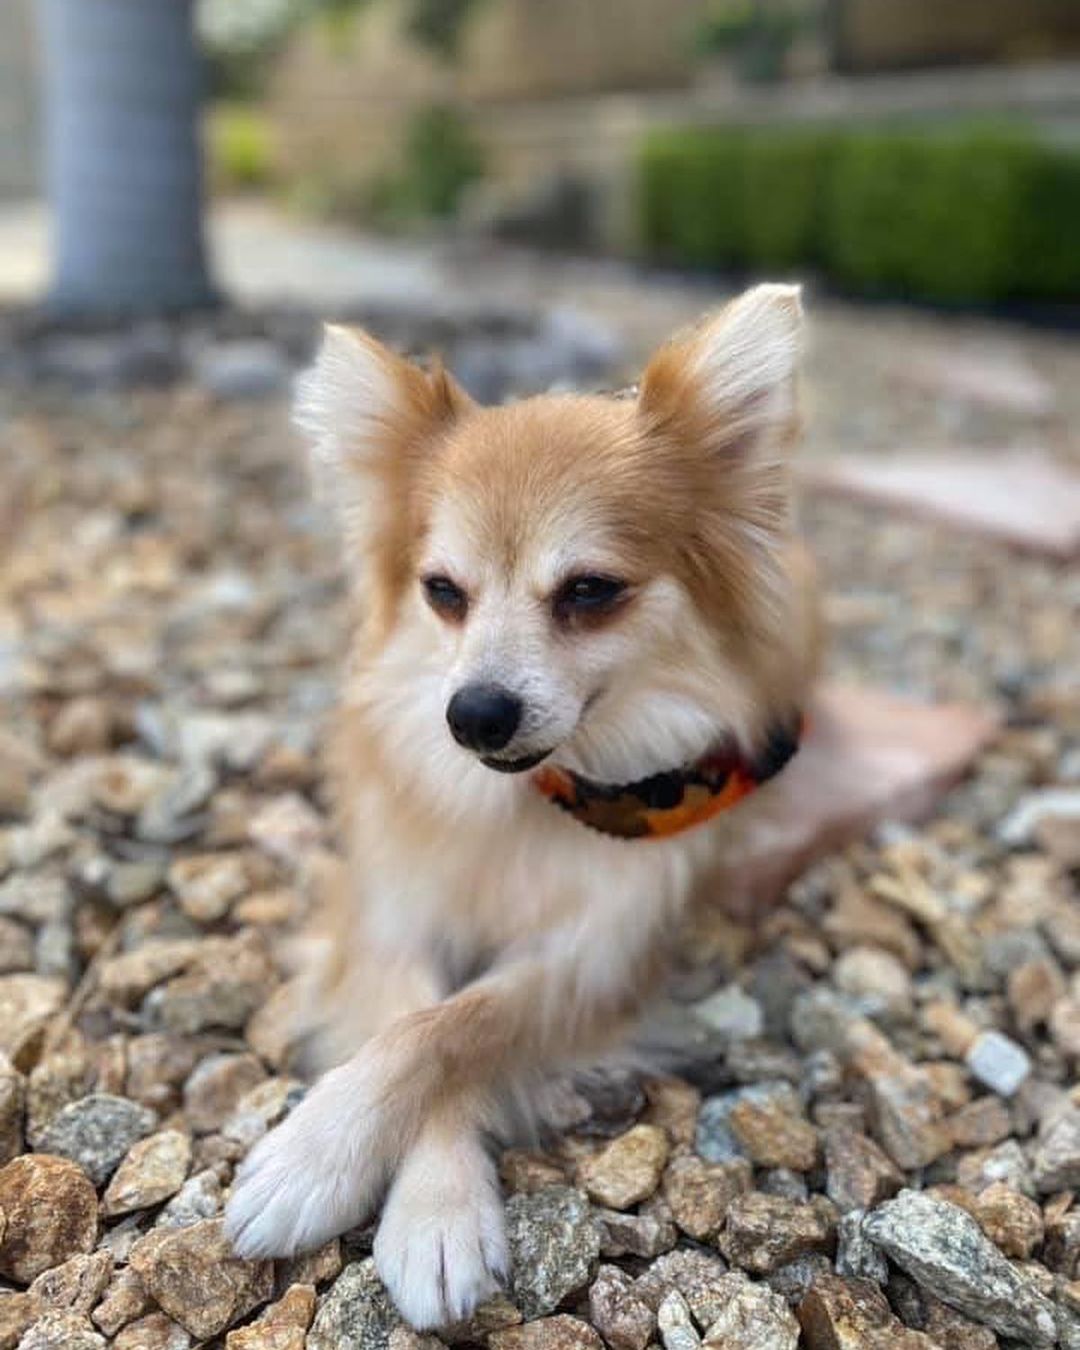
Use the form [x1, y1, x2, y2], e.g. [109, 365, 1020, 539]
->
[294, 324, 400, 552]
[691, 282, 802, 435]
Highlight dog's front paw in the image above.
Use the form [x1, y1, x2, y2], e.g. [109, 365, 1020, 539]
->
[224, 1057, 396, 1258]
[374, 1125, 508, 1329]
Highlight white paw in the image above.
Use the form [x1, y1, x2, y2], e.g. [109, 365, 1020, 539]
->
[374, 1126, 508, 1329]
[224, 1054, 397, 1258]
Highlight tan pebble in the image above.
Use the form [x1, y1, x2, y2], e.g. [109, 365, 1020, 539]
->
[577, 1125, 670, 1210]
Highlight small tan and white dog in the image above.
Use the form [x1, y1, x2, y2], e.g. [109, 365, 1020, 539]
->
[224, 283, 821, 1328]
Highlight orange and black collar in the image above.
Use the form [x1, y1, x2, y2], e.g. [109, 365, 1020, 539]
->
[533, 716, 804, 840]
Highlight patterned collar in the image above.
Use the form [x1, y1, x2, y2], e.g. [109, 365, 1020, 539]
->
[533, 715, 804, 840]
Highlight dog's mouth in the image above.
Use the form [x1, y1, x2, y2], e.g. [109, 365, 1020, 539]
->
[480, 749, 552, 774]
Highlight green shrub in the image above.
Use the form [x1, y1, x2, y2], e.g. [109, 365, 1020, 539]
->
[824, 129, 1032, 302]
[637, 122, 1080, 305]
[208, 104, 276, 192]
[1013, 147, 1080, 300]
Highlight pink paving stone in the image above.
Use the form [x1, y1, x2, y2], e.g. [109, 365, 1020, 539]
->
[704, 684, 1000, 920]
[895, 347, 1056, 417]
[800, 449, 1080, 559]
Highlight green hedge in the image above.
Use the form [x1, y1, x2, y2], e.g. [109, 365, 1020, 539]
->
[638, 125, 1080, 305]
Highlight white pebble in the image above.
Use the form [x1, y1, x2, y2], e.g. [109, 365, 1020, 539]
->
[965, 1030, 1031, 1097]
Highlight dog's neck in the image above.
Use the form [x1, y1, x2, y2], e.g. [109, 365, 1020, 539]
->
[532, 714, 804, 840]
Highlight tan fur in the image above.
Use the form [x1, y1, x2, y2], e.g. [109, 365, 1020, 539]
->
[225, 284, 823, 1329]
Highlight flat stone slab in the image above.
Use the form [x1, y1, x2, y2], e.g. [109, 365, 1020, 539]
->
[801, 449, 1080, 559]
[895, 346, 1055, 418]
[702, 684, 1000, 920]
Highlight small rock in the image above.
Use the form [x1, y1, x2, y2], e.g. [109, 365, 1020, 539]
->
[863, 1189, 1058, 1344]
[280, 1237, 343, 1288]
[99, 942, 201, 1007]
[0, 1057, 25, 1164]
[972, 1181, 1044, 1259]
[577, 1125, 669, 1209]
[106, 861, 166, 909]
[129, 1218, 272, 1339]
[700, 1272, 799, 1348]
[824, 1127, 903, 1214]
[797, 1274, 938, 1349]
[634, 1248, 732, 1328]
[1032, 1104, 1080, 1193]
[489, 1316, 603, 1350]
[588, 1265, 656, 1350]
[965, 1030, 1032, 1097]
[38, 1094, 156, 1186]
[595, 1205, 677, 1259]
[718, 1193, 834, 1275]
[661, 1153, 750, 1241]
[225, 1282, 316, 1348]
[692, 985, 764, 1041]
[156, 1168, 222, 1227]
[0, 1155, 98, 1283]
[0, 1291, 40, 1347]
[727, 1097, 818, 1172]
[27, 1250, 112, 1313]
[835, 1210, 888, 1284]
[500, 1150, 567, 1194]
[195, 340, 290, 400]
[101, 1130, 192, 1216]
[656, 1290, 701, 1350]
[695, 1083, 801, 1164]
[0, 975, 67, 1066]
[945, 1096, 1012, 1149]
[307, 1259, 400, 1350]
[442, 1291, 521, 1344]
[0, 917, 33, 974]
[48, 698, 112, 757]
[1051, 999, 1080, 1059]
[149, 932, 276, 1035]
[221, 1078, 301, 1148]
[642, 1077, 701, 1146]
[886, 1272, 999, 1350]
[183, 1053, 267, 1134]
[1009, 958, 1067, 1032]
[849, 1030, 950, 1170]
[91, 1268, 152, 1336]
[168, 853, 250, 924]
[113, 1312, 192, 1349]
[834, 946, 913, 1020]
[506, 1187, 601, 1320]
[957, 1138, 1035, 1197]
[16, 1310, 106, 1349]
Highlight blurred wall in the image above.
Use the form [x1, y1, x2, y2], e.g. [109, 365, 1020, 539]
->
[271, 0, 703, 196]
[832, 0, 1080, 72]
[0, 0, 40, 198]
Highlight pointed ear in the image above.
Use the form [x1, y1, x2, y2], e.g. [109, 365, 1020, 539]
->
[294, 324, 471, 550]
[639, 284, 803, 460]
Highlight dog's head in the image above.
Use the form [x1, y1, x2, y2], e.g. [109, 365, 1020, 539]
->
[298, 285, 811, 784]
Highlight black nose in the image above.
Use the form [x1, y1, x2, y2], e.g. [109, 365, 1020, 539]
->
[446, 684, 523, 754]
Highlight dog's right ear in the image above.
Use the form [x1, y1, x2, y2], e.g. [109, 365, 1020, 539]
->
[294, 324, 471, 552]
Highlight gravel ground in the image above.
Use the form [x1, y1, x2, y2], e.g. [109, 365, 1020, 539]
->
[0, 287, 1078, 1349]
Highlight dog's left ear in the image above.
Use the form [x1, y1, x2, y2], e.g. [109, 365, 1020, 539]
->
[294, 324, 472, 553]
[639, 283, 803, 461]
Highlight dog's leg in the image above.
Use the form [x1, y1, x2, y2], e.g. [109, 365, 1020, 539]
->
[226, 908, 666, 1287]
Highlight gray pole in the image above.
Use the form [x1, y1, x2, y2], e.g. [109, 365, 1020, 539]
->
[39, 0, 219, 316]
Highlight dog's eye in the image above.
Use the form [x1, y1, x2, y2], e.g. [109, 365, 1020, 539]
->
[554, 574, 627, 622]
[422, 574, 468, 621]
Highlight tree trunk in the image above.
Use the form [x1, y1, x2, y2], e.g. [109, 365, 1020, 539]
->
[40, 0, 219, 316]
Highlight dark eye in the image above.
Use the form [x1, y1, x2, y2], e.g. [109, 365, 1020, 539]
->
[554, 574, 628, 622]
[422, 574, 468, 621]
